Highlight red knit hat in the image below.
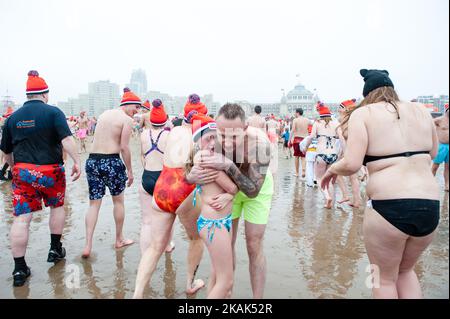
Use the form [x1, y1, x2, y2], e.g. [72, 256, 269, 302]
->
[191, 113, 217, 142]
[340, 99, 357, 111]
[120, 87, 142, 106]
[26, 70, 49, 95]
[317, 102, 332, 118]
[184, 94, 208, 122]
[150, 99, 168, 126]
[142, 100, 151, 111]
[315, 101, 323, 111]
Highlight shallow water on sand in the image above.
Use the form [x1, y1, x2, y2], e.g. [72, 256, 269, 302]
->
[0, 138, 448, 299]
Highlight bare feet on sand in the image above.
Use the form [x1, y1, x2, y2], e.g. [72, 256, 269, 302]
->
[165, 241, 175, 253]
[337, 197, 350, 204]
[81, 246, 92, 259]
[349, 201, 361, 209]
[186, 279, 205, 295]
[324, 199, 333, 209]
[115, 238, 134, 249]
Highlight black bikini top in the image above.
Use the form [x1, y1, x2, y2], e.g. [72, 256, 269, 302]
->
[363, 151, 430, 166]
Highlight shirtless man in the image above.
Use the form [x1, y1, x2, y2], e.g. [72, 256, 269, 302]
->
[290, 108, 310, 177]
[77, 111, 89, 153]
[247, 105, 265, 130]
[195, 103, 273, 299]
[82, 88, 139, 258]
[431, 103, 449, 191]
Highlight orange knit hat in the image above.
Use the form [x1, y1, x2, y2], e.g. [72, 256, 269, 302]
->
[142, 100, 151, 111]
[184, 94, 208, 122]
[340, 99, 357, 111]
[120, 87, 142, 106]
[191, 113, 217, 142]
[150, 99, 168, 126]
[26, 70, 49, 95]
[317, 102, 332, 118]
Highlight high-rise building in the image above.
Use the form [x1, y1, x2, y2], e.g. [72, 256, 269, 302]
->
[127, 69, 148, 98]
[88, 80, 120, 116]
[58, 80, 120, 117]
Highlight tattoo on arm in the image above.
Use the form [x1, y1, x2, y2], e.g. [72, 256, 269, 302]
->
[226, 144, 270, 198]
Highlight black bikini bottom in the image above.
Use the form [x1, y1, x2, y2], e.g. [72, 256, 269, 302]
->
[370, 198, 440, 237]
[142, 170, 162, 196]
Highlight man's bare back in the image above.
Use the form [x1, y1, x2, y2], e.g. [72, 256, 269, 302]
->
[434, 114, 449, 144]
[292, 117, 310, 138]
[247, 114, 266, 130]
[91, 109, 133, 154]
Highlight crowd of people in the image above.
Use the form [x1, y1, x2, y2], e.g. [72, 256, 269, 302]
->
[0, 69, 448, 299]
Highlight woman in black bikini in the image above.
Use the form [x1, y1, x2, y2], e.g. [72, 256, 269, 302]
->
[322, 69, 440, 298]
[310, 103, 341, 209]
[138, 99, 174, 254]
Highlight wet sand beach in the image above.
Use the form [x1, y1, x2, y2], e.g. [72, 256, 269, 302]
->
[0, 138, 448, 299]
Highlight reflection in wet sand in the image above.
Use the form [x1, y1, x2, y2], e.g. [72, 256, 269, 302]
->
[0, 141, 448, 298]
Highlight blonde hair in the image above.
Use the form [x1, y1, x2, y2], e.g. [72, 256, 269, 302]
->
[184, 143, 197, 176]
[320, 116, 332, 128]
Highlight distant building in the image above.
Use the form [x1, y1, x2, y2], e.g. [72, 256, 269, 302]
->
[88, 80, 120, 116]
[233, 81, 323, 119]
[415, 95, 449, 113]
[127, 69, 148, 98]
[1, 94, 16, 114]
[58, 80, 120, 117]
[285, 82, 319, 118]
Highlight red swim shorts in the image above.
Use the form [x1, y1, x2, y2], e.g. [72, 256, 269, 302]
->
[292, 137, 306, 157]
[12, 163, 66, 216]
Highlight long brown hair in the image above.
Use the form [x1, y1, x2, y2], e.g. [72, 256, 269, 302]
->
[339, 86, 400, 137]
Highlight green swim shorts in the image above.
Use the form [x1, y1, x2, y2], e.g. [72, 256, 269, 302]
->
[231, 172, 274, 225]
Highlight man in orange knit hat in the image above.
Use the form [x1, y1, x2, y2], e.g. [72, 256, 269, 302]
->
[0, 70, 81, 287]
[82, 87, 141, 258]
[134, 93, 214, 298]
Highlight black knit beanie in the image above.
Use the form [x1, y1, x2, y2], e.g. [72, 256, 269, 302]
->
[360, 69, 394, 97]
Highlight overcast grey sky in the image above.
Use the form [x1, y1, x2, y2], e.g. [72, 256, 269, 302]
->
[0, 0, 448, 105]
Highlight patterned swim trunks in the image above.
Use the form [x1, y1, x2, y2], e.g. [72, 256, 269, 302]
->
[12, 163, 66, 216]
[85, 153, 127, 200]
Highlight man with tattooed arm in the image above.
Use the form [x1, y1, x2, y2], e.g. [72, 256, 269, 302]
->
[187, 103, 273, 299]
